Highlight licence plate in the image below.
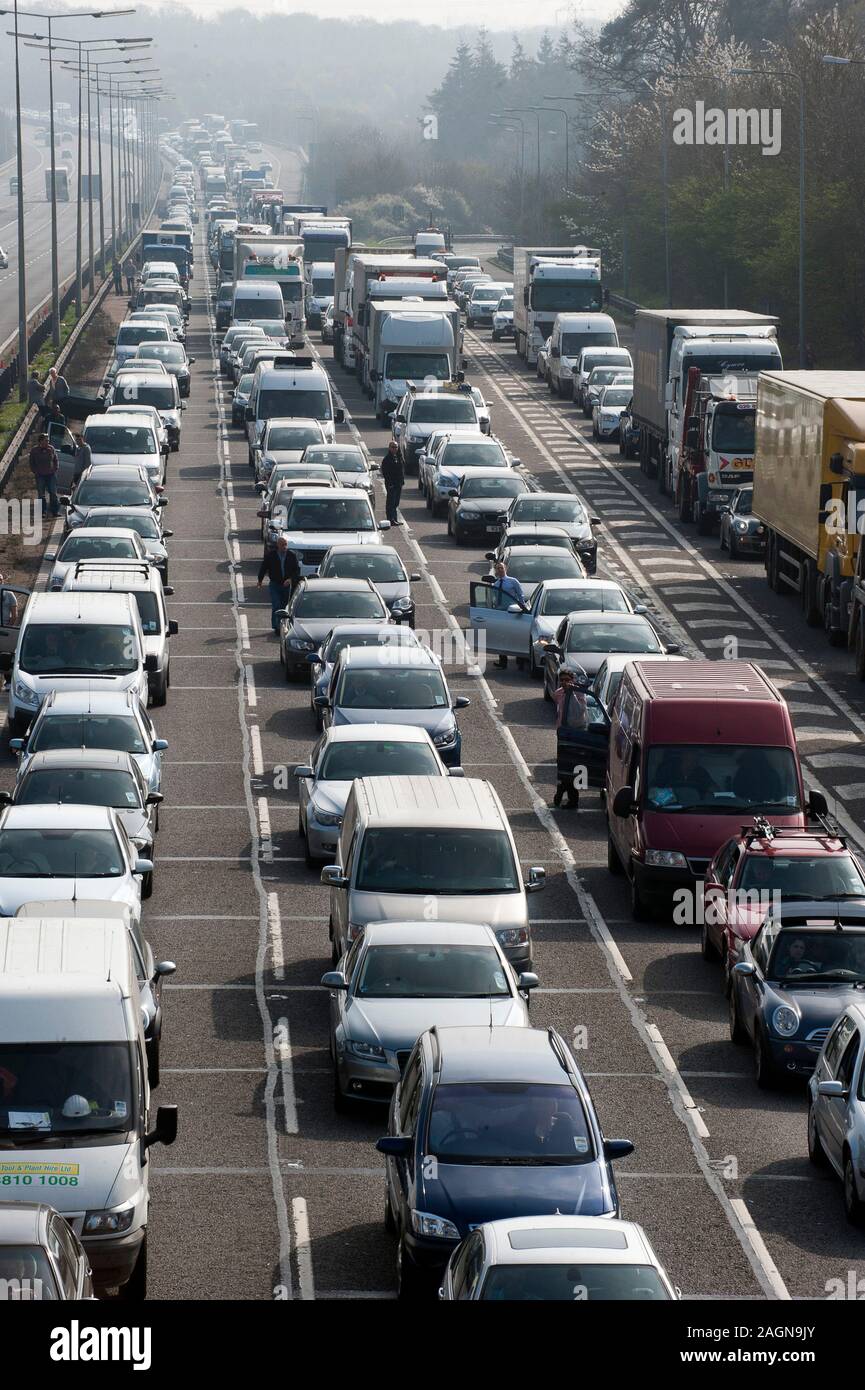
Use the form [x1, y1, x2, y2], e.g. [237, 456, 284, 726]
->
[486, 525, 500, 533]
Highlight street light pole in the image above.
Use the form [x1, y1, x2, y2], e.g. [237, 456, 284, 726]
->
[732, 66, 805, 366]
[489, 119, 525, 226]
[12, 0, 27, 399]
[538, 104, 569, 186]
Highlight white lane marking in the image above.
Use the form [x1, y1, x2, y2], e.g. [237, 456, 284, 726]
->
[275, 1016, 299, 1134]
[239, 613, 250, 650]
[258, 796, 274, 862]
[644, 1023, 709, 1139]
[203, 257, 294, 1296]
[268, 892, 284, 981]
[245, 664, 257, 708]
[728, 1199, 791, 1302]
[291, 1197, 315, 1301]
[250, 725, 264, 776]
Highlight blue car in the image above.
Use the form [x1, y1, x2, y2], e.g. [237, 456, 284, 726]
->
[376, 1025, 634, 1298]
[729, 902, 865, 1088]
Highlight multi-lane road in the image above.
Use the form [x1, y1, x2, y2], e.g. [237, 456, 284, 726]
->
[15, 204, 863, 1301]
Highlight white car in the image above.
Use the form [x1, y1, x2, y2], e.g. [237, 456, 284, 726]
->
[280, 487, 388, 577]
[45, 526, 151, 591]
[491, 294, 514, 341]
[300, 443, 374, 495]
[439, 1217, 678, 1301]
[592, 385, 634, 442]
[76, 507, 170, 582]
[253, 418, 329, 484]
[0, 804, 152, 921]
[82, 413, 164, 483]
[295, 725, 451, 863]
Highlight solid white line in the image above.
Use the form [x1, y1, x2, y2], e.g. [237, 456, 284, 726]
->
[728, 1199, 791, 1301]
[239, 613, 250, 650]
[644, 1023, 710, 1139]
[292, 1198, 315, 1301]
[245, 664, 257, 707]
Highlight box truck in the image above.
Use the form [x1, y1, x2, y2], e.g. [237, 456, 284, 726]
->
[512, 246, 603, 364]
[367, 301, 462, 421]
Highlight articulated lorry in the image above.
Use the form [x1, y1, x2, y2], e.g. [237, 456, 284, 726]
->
[366, 300, 462, 421]
[632, 309, 781, 494]
[233, 235, 305, 344]
[754, 371, 865, 651]
[676, 368, 758, 531]
[298, 216, 352, 264]
[512, 246, 603, 365]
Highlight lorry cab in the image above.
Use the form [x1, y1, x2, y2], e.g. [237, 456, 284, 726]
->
[605, 659, 824, 920]
[0, 917, 177, 1298]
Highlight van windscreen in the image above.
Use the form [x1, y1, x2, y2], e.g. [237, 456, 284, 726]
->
[356, 828, 519, 894]
[645, 745, 801, 814]
[19, 624, 139, 675]
[258, 389, 331, 422]
[0, 1042, 134, 1135]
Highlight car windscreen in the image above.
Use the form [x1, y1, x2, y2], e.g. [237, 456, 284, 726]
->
[513, 497, 588, 525]
[322, 630, 412, 662]
[19, 624, 139, 676]
[471, 286, 505, 301]
[766, 929, 865, 983]
[258, 389, 331, 422]
[311, 277, 333, 296]
[0, 1245, 61, 1299]
[533, 283, 603, 312]
[133, 592, 161, 635]
[136, 344, 185, 363]
[461, 476, 525, 499]
[427, 1082, 591, 1162]
[305, 450, 365, 473]
[356, 828, 518, 894]
[712, 410, 755, 454]
[237, 375, 253, 394]
[266, 426, 323, 451]
[565, 619, 660, 653]
[0, 1041, 135, 1138]
[116, 325, 169, 345]
[355, 944, 510, 999]
[738, 855, 865, 899]
[317, 740, 441, 781]
[83, 427, 157, 455]
[734, 488, 754, 515]
[509, 554, 583, 582]
[496, 298, 514, 311]
[294, 591, 386, 619]
[120, 385, 176, 409]
[410, 399, 476, 424]
[0, 828, 125, 878]
[57, 536, 138, 562]
[645, 745, 801, 814]
[441, 443, 506, 468]
[337, 666, 448, 710]
[284, 497, 374, 531]
[321, 552, 405, 582]
[385, 353, 450, 381]
[30, 714, 146, 755]
[75, 479, 153, 507]
[480, 1265, 671, 1301]
[17, 767, 141, 810]
[559, 593, 630, 625]
[599, 389, 632, 408]
[86, 512, 160, 539]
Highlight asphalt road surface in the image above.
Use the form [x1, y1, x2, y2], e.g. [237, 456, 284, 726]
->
[7, 210, 863, 1301]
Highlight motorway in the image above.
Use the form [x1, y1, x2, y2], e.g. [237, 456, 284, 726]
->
[16, 186, 862, 1298]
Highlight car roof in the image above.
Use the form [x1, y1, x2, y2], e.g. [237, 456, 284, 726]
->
[265, 417, 323, 431]
[111, 375, 173, 390]
[41, 690, 141, 715]
[460, 469, 523, 482]
[63, 564, 158, 594]
[87, 412, 157, 429]
[504, 523, 572, 537]
[285, 487, 367, 501]
[504, 545, 580, 560]
[304, 443, 364, 455]
[1, 803, 115, 829]
[24, 748, 135, 773]
[363, 921, 500, 947]
[353, 776, 503, 831]
[766, 903, 865, 926]
[566, 610, 650, 624]
[298, 577, 376, 592]
[324, 543, 400, 558]
[0, 1202, 51, 1245]
[433, 1025, 569, 1083]
[324, 723, 433, 745]
[515, 492, 582, 505]
[484, 1216, 654, 1267]
[23, 591, 138, 623]
[60, 526, 141, 542]
[340, 645, 440, 672]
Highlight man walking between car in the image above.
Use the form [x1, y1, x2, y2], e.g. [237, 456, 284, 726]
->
[381, 440, 404, 525]
[29, 433, 60, 518]
[258, 534, 300, 634]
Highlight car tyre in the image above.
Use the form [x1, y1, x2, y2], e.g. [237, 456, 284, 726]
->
[332, 1067, 349, 1114]
[728, 985, 747, 1043]
[529, 644, 542, 680]
[700, 917, 719, 962]
[151, 671, 168, 707]
[753, 1029, 777, 1089]
[844, 1154, 865, 1226]
[728, 532, 739, 559]
[807, 1101, 827, 1167]
[141, 869, 153, 900]
[146, 1037, 160, 1090]
[607, 829, 623, 876]
[384, 1195, 396, 1236]
[396, 1239, 425, 1301]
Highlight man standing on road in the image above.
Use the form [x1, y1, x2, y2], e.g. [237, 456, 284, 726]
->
[28, 433, 60, 518]
[113, 260, 122, 294]
[47, 367, 69, 414]
[72, 432, 91, 483]
[381, 440, 404, 526]
[490, 560, 528, 670]
[123, 258, 135, 295]
[27, 371, 49, 422]
[258, 534, 301, 634]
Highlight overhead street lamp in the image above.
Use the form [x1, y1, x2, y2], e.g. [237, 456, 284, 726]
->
[732, 65, 806, 367]
[489, 119, 525, 223]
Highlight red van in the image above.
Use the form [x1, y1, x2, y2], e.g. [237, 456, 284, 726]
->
[604, 660, 826, 919]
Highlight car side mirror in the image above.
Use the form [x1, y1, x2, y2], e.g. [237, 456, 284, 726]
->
[293, 764, 314, 778]
[379, 521, 391, 531]
[808, 789, 828, 817]
[551, 344, 560, 358]
[143, 1104, 178, 1151]
[507, 603, 524, 615]
[375, 1136, 412, 1158]
[334, 407, 345, 424]
[817, 1080, 847, 1099]
[162, 529, 174, 538]
[603, 1138, 635, 1161]
[274, 609, 288, 622]
[154, 959, 176, 979]
[525, 866, 546, 893]
[144, 654, 158, 672]
[448, 489, 458, 497]
[168, 619, 179, 635]
[664, 643, 681, 654]
[453, 695, 471, 709]
[409, 572, 421, 582]
[320, 970, 348, 990]
[321, 865, 349, 889]
[134, 858, 154, 876]
[153, 739, 169, 752]
[0, 792, 11, 806]
[518, 972, 539, 991]
[733, 961, 757, 978]
[8, 739, 24, 753]
[448, 767, 465, 778]
[58, 494, 71, 505]
[612, 786, 636, 818]
[484, 551, 496, 561]
[145, 792, 164, 806]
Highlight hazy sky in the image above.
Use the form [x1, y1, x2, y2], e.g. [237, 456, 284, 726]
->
[137, 0, 622, 24]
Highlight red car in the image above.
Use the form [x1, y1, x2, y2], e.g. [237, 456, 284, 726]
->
[700, 821, 865, 990]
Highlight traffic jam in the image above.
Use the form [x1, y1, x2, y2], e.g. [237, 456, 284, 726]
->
[1, 112, 864, 1315]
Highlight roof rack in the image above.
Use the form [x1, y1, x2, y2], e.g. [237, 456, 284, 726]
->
[270, 354, 313, 370]
[740, 813, 846, 848]
[72, 560, 153, 578]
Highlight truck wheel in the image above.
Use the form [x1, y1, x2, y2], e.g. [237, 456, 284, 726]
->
[696, 506, 712, 536]
[826, 595, 847, 647]
[767, 534, 781, 592]
[855, 618, 865, 681]
[677, 480, 692, 523]
[801, 559, 821, 625]
[657, 456, 667, 495]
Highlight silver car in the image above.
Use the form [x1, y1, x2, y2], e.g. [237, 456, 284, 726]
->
[45, 526, 151, 591]
[808, 999, 865, 1225]
[278, 577, 391, 679]
[317, 544, 420, 626]
[9, 690, 168, 795]
[74, 507, 171, 582]
[295, 723, 451, 863]
[322, 921, 535, 1107]
[308, 623, 426, 729]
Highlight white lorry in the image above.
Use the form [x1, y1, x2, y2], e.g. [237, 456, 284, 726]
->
[347, 255, 446, 376]
[357, 277, 450, 391]
[233, 234, 306, 344]
[367, 301, 463, 421]
[512, 246, 603, 365]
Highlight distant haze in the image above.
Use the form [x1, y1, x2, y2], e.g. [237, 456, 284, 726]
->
[136, 0, 621, 21]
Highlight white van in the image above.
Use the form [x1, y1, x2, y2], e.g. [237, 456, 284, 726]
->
[0, 917, 177, 1298]
[415, 230, 447, 258]
[231, 279, 285, 327]
[547, 313, 620, 398]
[111, 319, 172, 372]
[9, 591, 153, 734]
[61, 562, 178, 707]
[305, 261, 335, 328]
[574, 344, 634, 414]
[245, 356, 344, 464]
[322, 776, 545, 970]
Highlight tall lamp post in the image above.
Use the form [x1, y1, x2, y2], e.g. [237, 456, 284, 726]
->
[732, 65, 806, 366]
[489, 119, 525, 227]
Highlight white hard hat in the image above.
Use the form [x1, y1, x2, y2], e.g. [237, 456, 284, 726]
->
[61, 1094, 91, 1119]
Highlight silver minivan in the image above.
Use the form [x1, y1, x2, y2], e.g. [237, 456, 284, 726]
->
[321, 775, 545, 969]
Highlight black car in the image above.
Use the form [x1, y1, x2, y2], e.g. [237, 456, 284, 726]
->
[719, 485, 766, 559]
[729, 904, 865, 1088]
[215, 283, 234, 331]
[376, 1025, 633, 1298]
[446, 471, 531, 545]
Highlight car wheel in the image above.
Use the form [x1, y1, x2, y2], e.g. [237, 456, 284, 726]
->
[607, 829, 623, 876]
[332, 1066, 349, 1114]
[384, 1194, 396, 1236]
[753, 1029, 777, 1090]
[115, 1235, 147, 1302]
[284, 657, 294, 684]
[529, 644, 542, 680]
[151, 671, 168, 707]
[807, 1101, 827, 1167]
[304, 831, 316, 870]
[700, 917, 719, 962]
[844, 1154, 865, 1226]
[396, 1239, 425, 1301]
[146, 1037, 160, 1089]
[728, 985, 747, 1044]
[543, 667, 552, 702]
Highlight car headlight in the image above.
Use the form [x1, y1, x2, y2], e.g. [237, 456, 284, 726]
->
[411, 1210, 460, 1241]
[436, 474, 458, 491]
[772, 1005, 799, 1038]
[288, 637, 315, 650]
[575, 538, 596, 552]
[433, 726, 457, 747]
[391, 596, 413, 612]
[13, 680, 39, 708]
[457, 507, 480, 518]
[84, 1204, 136, 1235]
[310, 804, 342, 828]
[734, 519, 749, 532]
[496, 926, 529, 947]
[645, 849, 688, 868]
[347, 1041, 387, 1062]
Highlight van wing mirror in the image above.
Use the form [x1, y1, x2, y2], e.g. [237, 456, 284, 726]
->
[143, 1104, 178, 1151]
